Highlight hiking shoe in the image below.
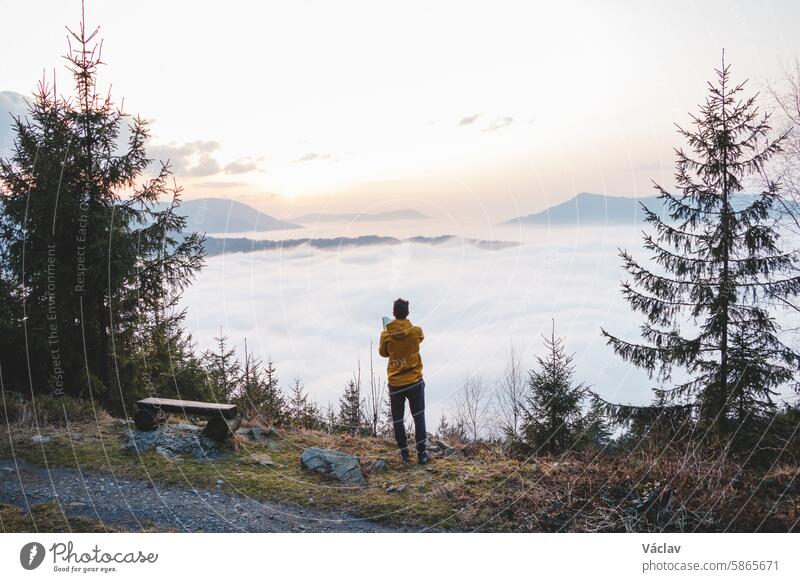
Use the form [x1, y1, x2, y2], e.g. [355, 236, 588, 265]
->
[400, 452, 410, 464]
[418, 451, 430, 465]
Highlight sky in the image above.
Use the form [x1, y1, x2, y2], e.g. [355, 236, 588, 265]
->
[2, 0, 800, 221]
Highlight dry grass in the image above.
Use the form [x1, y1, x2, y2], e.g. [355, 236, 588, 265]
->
[1, 392, 110, 428]
[0, 415, 797, 532]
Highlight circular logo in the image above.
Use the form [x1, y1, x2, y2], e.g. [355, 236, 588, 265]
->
[20, 542, 46, 570]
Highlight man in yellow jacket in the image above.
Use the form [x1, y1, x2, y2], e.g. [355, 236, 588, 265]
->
[379, 298, 429, 464]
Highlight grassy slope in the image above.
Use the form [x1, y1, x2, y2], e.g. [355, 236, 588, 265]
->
[1, 417, 798, 532]
[0, 502, 121, 533]
[0, 419, 461, 531]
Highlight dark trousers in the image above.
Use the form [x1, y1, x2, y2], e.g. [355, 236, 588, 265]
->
[389, 379, 426, 455]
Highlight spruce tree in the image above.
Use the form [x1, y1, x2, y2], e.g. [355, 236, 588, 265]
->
[602, 55, 800, 451]
[234, 343, 285, 425]
[435, 413, 466, 443]
[521, 323, 587, 455]
[0, 8, 204, 405]
[338, 378, 364, 436]
[260, 357, 286, 425]
[287, 377, 319, 429]
[574, 400, 613, 452]
[436, 414, 450, 438]
[324, 402, 337, 435]
[202, 330, 241, 403]
[234, 342, 262, 421]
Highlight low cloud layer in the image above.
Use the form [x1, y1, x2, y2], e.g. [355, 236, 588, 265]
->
[181, 226, 656, 423]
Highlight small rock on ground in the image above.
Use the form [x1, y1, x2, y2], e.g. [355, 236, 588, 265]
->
[370, 459, 388, 472]
[300, 447, 368, 487]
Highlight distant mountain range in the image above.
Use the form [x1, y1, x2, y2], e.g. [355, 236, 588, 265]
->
[164, 199, 431, 234]
[167, 198, 300, 233]
[203, 235, 518, 256]
[503, 191, 775, 226]
[504, 192, 668, 226]
[288, 209, 430, 223]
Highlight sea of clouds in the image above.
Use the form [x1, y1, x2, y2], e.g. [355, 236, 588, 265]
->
[181, 223, 665, 424]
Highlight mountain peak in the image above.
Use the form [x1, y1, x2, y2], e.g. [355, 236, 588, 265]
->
[504, 192, 664, 226]
[169, 197, 301, 233]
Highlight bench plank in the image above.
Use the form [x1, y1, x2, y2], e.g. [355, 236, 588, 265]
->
[137, 397, 239, 419]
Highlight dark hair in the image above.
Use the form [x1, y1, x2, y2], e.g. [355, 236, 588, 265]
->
[393, 297, 409, 319]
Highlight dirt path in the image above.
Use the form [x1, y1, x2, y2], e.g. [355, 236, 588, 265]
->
[0, 458, 403, 532]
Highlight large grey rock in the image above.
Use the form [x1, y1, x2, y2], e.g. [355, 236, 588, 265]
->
[300, 447, 367, 487]
[31, 435, 51, 443]
[125, 424, 226, 460]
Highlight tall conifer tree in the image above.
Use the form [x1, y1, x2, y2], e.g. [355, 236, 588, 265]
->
[602, 55, 800, 448]
[0, 5, 204, 406]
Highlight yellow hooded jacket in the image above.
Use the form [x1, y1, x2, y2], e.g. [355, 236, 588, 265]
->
[379, 319, 424, 388]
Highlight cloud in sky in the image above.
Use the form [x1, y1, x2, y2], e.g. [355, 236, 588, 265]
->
[152, 140, 221, 159]
[294, 152, 333, 163]
[458, 113, 480, 126]
[180, 225, 657, 423]
[184, 155, 222, 177]
[458, 113, 514, 133]
[149, 140, 262, 178]
[224, 158, 260, 174]
[483, 116, 514, 132]
[148, 139, 222, 176]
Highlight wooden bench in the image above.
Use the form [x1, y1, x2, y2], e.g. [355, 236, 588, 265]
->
[134, 397, 242, 441]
